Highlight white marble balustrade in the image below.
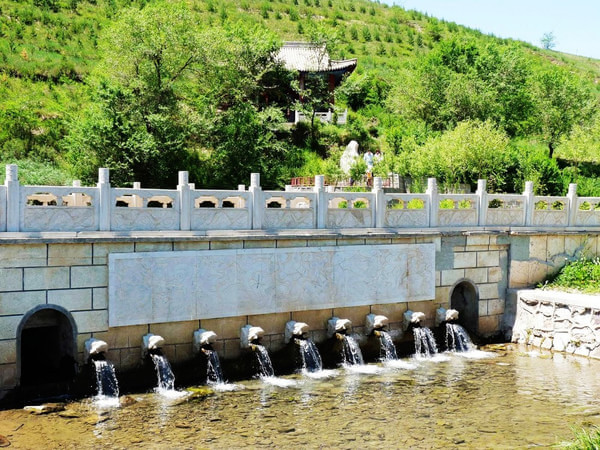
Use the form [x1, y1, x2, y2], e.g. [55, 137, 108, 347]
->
[1, 164, 599, 232]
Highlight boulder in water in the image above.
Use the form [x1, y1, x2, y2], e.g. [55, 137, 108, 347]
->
[0, 435, 10, 447]
[24, 403, 65, 415]
[120, 395, 137, 407]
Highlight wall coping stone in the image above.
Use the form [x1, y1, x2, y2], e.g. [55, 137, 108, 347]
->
[0, 227, 598, 245]
[518, 288, 600, 309]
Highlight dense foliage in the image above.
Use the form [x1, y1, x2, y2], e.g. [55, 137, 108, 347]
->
[1, 0, 600, 191]
[543, 257, 600, 293]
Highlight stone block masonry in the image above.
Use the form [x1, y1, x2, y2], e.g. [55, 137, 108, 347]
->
[1, 227, 599, 402]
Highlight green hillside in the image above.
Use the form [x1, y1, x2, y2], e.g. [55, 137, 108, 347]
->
[1, 0, 599, 193]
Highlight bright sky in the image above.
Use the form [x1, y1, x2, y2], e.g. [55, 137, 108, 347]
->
[386, 0, 600, 59]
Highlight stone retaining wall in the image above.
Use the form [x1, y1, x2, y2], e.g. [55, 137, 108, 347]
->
[511, 289, 600, 358]
[2, 228, 599, 402]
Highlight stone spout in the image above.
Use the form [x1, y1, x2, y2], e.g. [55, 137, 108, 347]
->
[285, 321, 310, 344]
[403, 311, 426, 330]
[365, 314, 389, 336]
[241, 325, 265, 349]
[142, 333, 165, 358]
[446, 309, 459, 322]
[84, 338, 108, 361]
[327, 317, 352, 338]
[193, 329, 218, 354]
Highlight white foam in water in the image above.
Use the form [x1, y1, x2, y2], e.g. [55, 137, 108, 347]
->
[155, 387, 189, 399]
[302, 369, 339, 379]
[93, 395, 120, 408]
[413, 353, 451, 363]
[211, 383, 244, 392]
[343, 363, 383, 374]
[384, 359, 417, 370]
[260, 376, 297, 387]
[455, 349, 496, 360]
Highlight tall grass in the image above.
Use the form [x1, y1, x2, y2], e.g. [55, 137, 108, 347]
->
[557, 426, 600, 449]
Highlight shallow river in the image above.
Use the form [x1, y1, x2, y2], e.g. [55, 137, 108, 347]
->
[1, 344, 599, 449]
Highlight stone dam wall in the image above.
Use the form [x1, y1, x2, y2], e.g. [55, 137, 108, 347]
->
[1, 229, 600, 402]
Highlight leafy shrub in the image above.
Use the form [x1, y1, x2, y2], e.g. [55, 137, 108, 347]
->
[543, 257, 600, 293]
[439, 198, 454, 209]
[407, 198, 424, 209]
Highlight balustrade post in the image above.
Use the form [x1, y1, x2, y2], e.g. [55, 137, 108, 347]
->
[249, 173, 263, 230]
[523, 181, 534, 226]
[5, 164, 20, 232]
[131, 182, 143, 207]
[476, 179, 487, 226]
[426, 178, 438, 227]
[372, 177, 385, 228]
[98, 168, 111, 231]
[314, 175, 326, 229]
[567, 183, 578, 227]
[178, 171, 191, 231]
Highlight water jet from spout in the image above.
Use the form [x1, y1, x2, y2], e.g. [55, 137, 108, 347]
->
[328, 317, 364, 366]
[142, 334, 176, 391]
[366, 314, 397, 361]
[241, 325, 274, 378]
[404, 311, 438, 357]
[85, 338, 119, 400]
[194, 329, 224, 384]
[285, 321, 322, 373]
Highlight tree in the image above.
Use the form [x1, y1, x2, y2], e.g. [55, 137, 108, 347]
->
[406, 120, 510, 191]
[532, 68, 596, 158]
[64, 2, 203, 186]
[555, 113, 600, 166]
[387, 38, 532, 136]
[540, 32, 556, 50]
[64, 3, 292, 188]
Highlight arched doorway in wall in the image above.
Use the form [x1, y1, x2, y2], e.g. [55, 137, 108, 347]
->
[18, 306, 78, 395]
[450, 279, 479, 334]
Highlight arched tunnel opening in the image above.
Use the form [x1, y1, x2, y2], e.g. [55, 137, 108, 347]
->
[450, 280, 479, 335]
[18, 307, 77, 399]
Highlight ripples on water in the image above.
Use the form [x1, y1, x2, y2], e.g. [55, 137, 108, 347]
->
[3, 346, 600, 449]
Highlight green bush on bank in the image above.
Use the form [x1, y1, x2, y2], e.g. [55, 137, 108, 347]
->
[543, 257, 600, 293]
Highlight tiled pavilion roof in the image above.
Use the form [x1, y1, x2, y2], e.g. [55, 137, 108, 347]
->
[276, 42, 357, 73]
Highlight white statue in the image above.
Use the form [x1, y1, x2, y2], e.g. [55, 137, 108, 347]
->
[340, 140, 360, 174]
